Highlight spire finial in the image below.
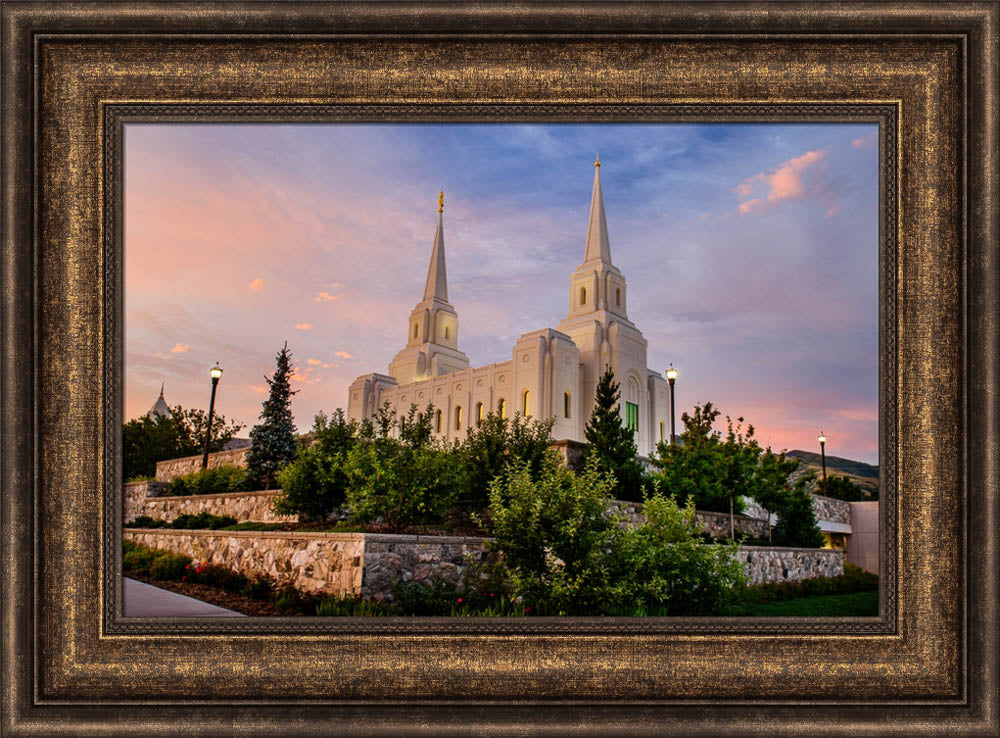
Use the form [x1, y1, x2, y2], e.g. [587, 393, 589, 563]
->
[595, 153, 601, 168]
[438, 190, 444, 214]
[159, 382, 164, 398]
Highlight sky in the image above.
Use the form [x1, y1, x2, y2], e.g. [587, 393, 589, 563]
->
[124, 123, 879, 464]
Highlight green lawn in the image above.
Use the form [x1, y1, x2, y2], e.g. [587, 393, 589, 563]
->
[723, 590, 878, 617]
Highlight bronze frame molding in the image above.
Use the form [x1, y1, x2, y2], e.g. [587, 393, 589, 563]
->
[3, 3, 997, 736]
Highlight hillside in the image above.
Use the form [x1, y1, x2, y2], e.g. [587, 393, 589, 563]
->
[785, 449, 879, 496]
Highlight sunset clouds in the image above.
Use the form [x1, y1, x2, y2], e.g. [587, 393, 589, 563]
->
[125, 123, 879, 462]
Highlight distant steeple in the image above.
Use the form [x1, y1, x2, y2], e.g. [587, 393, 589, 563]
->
[583, 154, 612, 264]
[147, 383, 171, 419]
[423, 191, 449, 302]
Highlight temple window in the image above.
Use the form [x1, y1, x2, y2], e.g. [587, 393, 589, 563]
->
[563, 392, 571, 418]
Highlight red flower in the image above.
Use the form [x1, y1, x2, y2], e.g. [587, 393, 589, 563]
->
[457, 597, 463, 603]
[181, 576, 186, 581]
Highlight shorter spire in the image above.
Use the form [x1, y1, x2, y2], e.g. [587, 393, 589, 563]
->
[438, 190, 444, 214]
[159, 382, 165, 398]
[595, 153, 600, 168]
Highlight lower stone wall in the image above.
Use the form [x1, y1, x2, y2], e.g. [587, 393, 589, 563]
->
[124, 529, 490, 602]
[125, 530, 842, 603]
[736, 546, 844, 585]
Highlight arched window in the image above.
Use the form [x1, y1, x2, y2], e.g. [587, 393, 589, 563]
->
[444, 325, 450, 340]
[659, 421, 665, 442]
[455, 406, 463, 431]
[435, 409, 442, 433]
[413, 323, 419, 338]
[522, 390, 530, 417]
[563, 392, 571, 419]
[497, 398, 506, 419]
[579, 286, 587, 306]
[476, 402, 484, 425]
[616, 287, 621, 306]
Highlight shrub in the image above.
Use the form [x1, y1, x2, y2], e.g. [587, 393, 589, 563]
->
[123, 546, 158, 576]
[169, 512, 238, 530]
[122, 405, 243, 481]
[167, 465, 249, 497]
[129, 515, 166, 528]
[615, 491, 746, 616]
[315, 594, 392, 617]
[148, 551, 192, 580]
[818, 474, 869, 501]
[273, 409, 358, 521]
[771, 481, 825, 548]
[221, 521, 284, 531]
[458, 410, 556, 510]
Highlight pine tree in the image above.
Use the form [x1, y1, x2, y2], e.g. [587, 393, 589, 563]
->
[583, 365, 646, 501]
[245, 342, 299, 489]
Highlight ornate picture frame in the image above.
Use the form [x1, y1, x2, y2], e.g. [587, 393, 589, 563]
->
[2, 3, 996, 735]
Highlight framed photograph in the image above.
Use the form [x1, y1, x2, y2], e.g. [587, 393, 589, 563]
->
[2, 2, 996, 736]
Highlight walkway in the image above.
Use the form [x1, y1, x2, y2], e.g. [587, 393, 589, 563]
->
[123, 577, 246, 617]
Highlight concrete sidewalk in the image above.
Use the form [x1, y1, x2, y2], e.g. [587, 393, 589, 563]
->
[123, 577, 246, 617]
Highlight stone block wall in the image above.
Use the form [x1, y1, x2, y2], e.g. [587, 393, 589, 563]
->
[735, 546, 844, 585]
[810, 494, 852, 525]
[126, 529, 364, 595]
[124, 529, 490, 601]
[125, 489, 295, 525]
[124, 481, 168, 523]
[126, 531, 842, 602]
[154, 447, 251, 482]
[609, 500, 769, 538]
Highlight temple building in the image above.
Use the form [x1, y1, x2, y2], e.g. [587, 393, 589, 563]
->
[347, 158, 671, 456]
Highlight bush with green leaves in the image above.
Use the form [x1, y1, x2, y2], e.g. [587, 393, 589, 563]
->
[168, 512, 238, 530]
[483, 457, 746, 616]
[147, 551, 192, 580]
[166, 464, 249, 497]
[273, 409, 359, 521]
[771, 479, 825, 548]
[817, 473, 869, 501]
[458, 409, 556, 509]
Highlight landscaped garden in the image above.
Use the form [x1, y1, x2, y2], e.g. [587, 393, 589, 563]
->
[124, 348, 871, 618]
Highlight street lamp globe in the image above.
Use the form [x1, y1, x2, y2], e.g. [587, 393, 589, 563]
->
[665, 365, 678, 382]
[209, 364, 223, 381]
[817, 432, 826, 445]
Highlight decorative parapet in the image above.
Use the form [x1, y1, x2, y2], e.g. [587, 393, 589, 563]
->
[809, 494, 852, 525]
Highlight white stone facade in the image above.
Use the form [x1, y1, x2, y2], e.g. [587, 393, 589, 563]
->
[348, 162, 671, 455]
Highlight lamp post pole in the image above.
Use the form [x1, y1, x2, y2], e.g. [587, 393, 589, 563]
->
[201, 364, 223, 470]
[818, 431, 827, 495]
[665, 364, 678, 444]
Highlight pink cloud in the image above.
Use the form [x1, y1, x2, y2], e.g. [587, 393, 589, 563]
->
[250, 385, 267, 393]
[735, 149, 829, 215]
[170, 343, 190, 353]
[295, 322, 313, 331]
[852, 134, 876, 149]
[248, 278, 264, 291]
[307, 357, 322, 365]
[825, 205, 841, 219]
[333, 350, 353, 359]
[314, 292, 340, 302]
[838, 407, 878, 423]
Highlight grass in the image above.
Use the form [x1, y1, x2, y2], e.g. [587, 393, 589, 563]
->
[722, 590, 878, 617]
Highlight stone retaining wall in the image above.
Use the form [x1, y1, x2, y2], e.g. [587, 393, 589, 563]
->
[124, 481, 168, 523]
[124, 529, 490, 602]
[154, 447, 251, 482]
[609, 500, 769, 538]
[736, 546, 843, 585]
[125, 529, 841, 603]
[810, 494, 852, 524]
[125, 488, 295, 524]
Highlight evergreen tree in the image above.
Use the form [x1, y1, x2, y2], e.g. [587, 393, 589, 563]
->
[245, 343, 299, 489]
[772, 475, 825, 548]
[583, 365, 646, 501]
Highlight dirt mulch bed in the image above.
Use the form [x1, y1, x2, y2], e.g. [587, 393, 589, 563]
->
[127, 574, 311, 617]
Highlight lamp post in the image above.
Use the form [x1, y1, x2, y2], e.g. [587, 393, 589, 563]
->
[201, 363, 223, 470]
[817, 431, 827, 495]
[665, 364, 678, 444]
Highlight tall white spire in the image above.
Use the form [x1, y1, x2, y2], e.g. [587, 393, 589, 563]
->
[423, 190, 448, 302]
[583, 154, 612, 264]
